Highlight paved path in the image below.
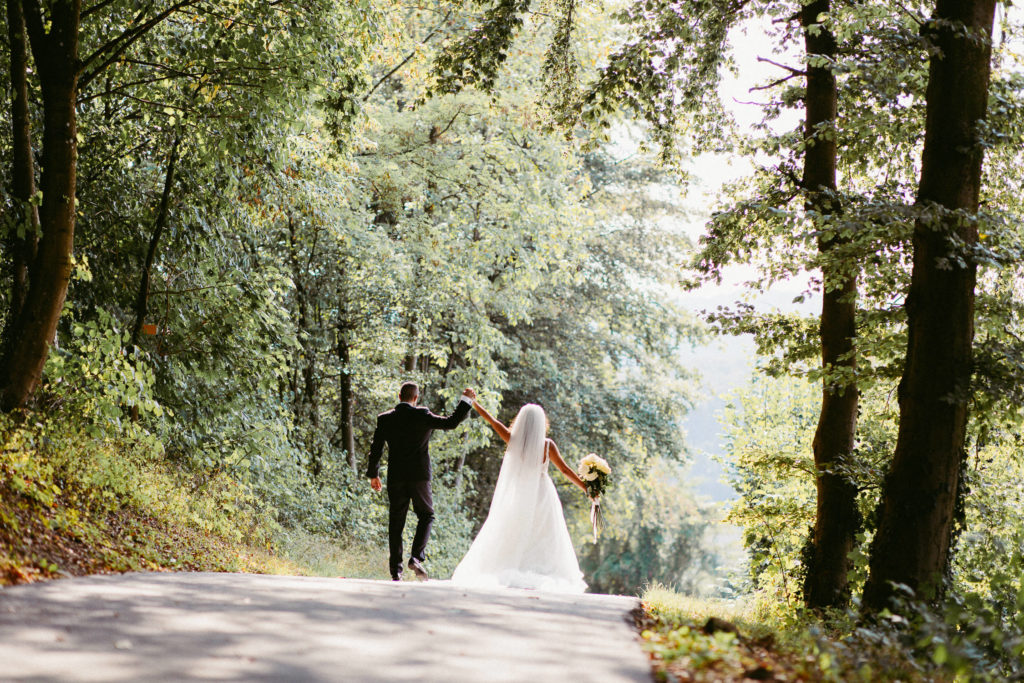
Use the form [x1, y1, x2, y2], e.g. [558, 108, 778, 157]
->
[0, 572, 651, 682]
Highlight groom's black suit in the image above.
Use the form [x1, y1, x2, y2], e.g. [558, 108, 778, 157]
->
[366, 398, 472, 578]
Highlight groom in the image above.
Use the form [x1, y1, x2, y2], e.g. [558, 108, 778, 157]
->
[366, 382, 475, 581]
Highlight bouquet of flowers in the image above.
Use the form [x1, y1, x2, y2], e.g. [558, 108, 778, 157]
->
[578, 454, 611, 542]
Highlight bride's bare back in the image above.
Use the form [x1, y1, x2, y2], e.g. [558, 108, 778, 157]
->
[471, 400, 587, 492]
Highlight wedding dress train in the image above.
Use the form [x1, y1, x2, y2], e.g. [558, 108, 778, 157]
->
[451, 404, 586, 593]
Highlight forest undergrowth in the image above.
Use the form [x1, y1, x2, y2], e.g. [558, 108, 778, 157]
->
[640, 581, 1020, 682]
[0, 416, 385, 586]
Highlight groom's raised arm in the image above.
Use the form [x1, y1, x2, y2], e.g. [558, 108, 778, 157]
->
[365, 415, 386, 479]
[424, 389, 475, 430]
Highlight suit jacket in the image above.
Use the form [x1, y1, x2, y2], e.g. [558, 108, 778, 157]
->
[366, 399, 472, 482]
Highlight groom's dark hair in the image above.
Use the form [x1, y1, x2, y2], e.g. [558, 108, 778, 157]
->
[399, 382, 419, 402]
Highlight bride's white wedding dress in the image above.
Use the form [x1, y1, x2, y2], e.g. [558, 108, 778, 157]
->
[451, 404, 586, 593]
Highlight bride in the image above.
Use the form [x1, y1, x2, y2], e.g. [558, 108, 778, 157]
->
[451, 400, 589, 593]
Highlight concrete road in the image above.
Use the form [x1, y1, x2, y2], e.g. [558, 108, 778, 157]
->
[0, 572, 652, 682]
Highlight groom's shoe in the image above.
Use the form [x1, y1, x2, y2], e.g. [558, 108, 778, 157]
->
[408, 558, 429, 580]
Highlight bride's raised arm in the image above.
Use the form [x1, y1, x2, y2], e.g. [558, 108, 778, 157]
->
[546, 439, 588, 494]
[472, 400, 512, 444]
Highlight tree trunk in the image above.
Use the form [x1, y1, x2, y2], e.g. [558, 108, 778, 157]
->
[338, 324, 356, 474]
[403, 353, 417, 373]
[453, 432, 469, 493]
[286, 216, 323, 478]
[1, 0, 81, 412]
[801, 0, 862, 610]
[4, 0, 40, 322]
[129, 133, 181, 350]
[863, 0, 997, 610]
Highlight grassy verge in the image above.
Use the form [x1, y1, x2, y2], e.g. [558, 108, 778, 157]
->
[638, 585, 803, 682]
[638, 585, 928, 682]
[0, 491, 303, 583]
[273, 527, 385, 579]
[0, 419, 388, 586]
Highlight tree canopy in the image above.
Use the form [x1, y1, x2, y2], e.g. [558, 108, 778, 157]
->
[0, 0, 714, 595]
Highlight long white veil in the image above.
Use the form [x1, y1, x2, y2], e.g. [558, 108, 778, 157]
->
[451, 404, 586, 592]
[486, 403, 548, 512]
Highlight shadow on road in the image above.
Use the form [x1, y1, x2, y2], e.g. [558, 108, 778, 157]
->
[0, 572, 650, 682]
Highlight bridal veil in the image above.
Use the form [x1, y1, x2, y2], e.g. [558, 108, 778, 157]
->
[450, 404, 586, 593]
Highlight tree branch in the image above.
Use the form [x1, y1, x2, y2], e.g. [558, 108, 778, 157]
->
[363, 10, 452, 101]
[19, 0, 49, 64]
[750, 71, 803, 92]
[81, 0, 120, 20]
[78, 0, 198, 91]
[433, 107, 463, 140]
[364, 51, 418, 102]
[77, 73, 199, 102]
[756, 56, 807, 76]
[772, 10, 801, 25]
[731, 96, 787, 107]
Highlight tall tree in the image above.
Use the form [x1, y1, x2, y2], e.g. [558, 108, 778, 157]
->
[1, 0, 82, 411]
[863, 0, 998, 610]
[800, 0, 861, 610]
[0, 0, 205, 411]
[3, 0, 40, 323]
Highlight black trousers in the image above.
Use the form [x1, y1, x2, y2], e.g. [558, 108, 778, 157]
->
[387, 480, 434, 577]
